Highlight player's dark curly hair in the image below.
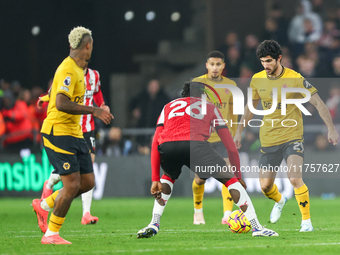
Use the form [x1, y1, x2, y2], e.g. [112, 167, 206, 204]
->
[182, 81, 205, 97]
[256, 40, 282, 60]
[207, 50, 225, 62]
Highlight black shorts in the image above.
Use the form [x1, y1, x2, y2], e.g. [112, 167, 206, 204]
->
[158, 141, 229, 180]
[211, 141, 228, 158]
[83, 131, 96, 154]
[42, 133, 93, 175]
[259, 139, 304, 169]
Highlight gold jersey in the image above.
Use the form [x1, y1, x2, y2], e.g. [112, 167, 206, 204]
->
[192, 74, 238, 143]
[41, 56, 86, 138]
[250, 67, 318, 147]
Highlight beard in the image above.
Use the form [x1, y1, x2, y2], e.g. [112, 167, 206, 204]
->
[269, 63, 279, 75]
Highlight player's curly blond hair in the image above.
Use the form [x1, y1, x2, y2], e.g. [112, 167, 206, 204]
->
[68, 26, 92, 49]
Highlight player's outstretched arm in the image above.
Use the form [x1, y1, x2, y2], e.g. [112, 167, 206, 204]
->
[37, 94, 50, 109]
[217, 127, 240, 174]
[150, 125, 164, 198]
[56, 93, 113, 124]
[309, 93, 339, 145]
[234, 99, 259, 149]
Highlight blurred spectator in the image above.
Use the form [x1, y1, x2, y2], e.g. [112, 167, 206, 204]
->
[281, 54, 294, 69]
[31, 86, 44, 104]
[312, 0, 327, 19]
[11, 80, 22, 99]
[0, 112, 5, 138]
[17, 88, 42, 144]
[263, 18, 280, 41]
[326, 84, 340, 123]
[0, 80, 4, 97]
[263, 17, 288, 46]
[129, 79, 170, 150]
[242, 34, 262, 73]
[238, 64, 254, 93]
[269, 3, 289, 46]
[304, 42, 319, 62]
[296, 55, 318, 78]
[0, 79, 11, 92]
[318, 19, 340, 49]
[288, 0, 323, 55]
[104, 127, 123, 157]
[1, 90, 33, 152]
[32, 86, 48, 126]
[224, 46, 241, 78]
[19, 89, 32, 106]
[27, 86, 48, 141]
[334, 4, 340, 30]
[218, 31, 241, 58]
[304, 42, 330, 77]
[330, 55, 340, 77]
[300, 18, 322, 43]
[0, 80, 11, 109]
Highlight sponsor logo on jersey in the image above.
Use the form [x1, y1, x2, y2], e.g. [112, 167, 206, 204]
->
[63, 76, 71, 86]
[85, 90, 94, 97]
[61, 86, 69, 92]
[74, 95, 84, 104]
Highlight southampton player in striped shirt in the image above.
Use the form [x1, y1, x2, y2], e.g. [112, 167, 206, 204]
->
[137, 81, 278, 238]
[234, 40, 339, 232]
[36, 61, 109, 226]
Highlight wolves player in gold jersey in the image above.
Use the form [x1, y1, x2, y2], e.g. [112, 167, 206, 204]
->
[192, 51, 240, 225]
[234, 40, 339, 232]
[32, 26, 113, 244]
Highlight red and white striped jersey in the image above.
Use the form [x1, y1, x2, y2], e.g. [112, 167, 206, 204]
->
[79, 68, 104, 133]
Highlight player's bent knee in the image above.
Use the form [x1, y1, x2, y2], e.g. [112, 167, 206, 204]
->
[80, 177, 95, 193]
[64, 181, 81, 196]
[81, 180, 95, 193]
[288, 178, 304, 189]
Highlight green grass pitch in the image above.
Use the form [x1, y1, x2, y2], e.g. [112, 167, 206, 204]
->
[0, 196, 340, 255]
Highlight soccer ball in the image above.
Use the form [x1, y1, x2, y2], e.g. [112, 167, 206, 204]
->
[227, 210, 252, 233]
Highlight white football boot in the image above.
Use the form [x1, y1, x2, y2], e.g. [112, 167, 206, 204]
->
[252, 227, 279, 237]
[193, 211, 205, 225]
[270, 195, 287, 223]
[300, 219, 314, 232]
